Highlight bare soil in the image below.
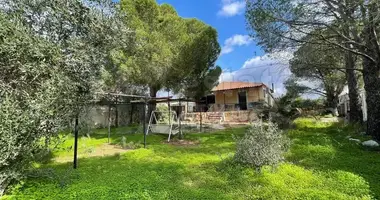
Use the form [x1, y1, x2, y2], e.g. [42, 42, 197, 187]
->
[54, 144, 130, 163]
[163, 139, 200, 146]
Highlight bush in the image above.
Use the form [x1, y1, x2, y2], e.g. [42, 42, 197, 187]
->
[234, 122, 290, 170]
[155, 104, 172, 123]
[270, 112, 295, 129]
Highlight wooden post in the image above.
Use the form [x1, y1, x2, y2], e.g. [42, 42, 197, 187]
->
[73, 115, 79, 169]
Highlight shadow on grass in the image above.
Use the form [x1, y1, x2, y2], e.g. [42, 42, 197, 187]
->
[286, 122, 380, 198]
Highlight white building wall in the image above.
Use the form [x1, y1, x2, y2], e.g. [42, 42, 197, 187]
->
[338, 86, 367, 122]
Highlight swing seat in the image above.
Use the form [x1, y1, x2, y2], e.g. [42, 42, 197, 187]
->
[150, 124, 172, 134]
[150, 125, 179, 135]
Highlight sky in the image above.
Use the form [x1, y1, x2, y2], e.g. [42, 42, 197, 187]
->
[155, 0, 292, 97]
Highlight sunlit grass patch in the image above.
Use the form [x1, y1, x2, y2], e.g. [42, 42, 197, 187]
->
[5, 119, 380, 199]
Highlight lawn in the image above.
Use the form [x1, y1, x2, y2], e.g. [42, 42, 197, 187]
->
[3, 119, 380, 199]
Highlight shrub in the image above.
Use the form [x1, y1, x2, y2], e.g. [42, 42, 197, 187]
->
[155, 104, 172, 123]
[234, 122, 290, 170]
[270, 112, 295, 129]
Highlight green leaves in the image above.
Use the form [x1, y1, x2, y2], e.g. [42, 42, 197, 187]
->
[117, 0, 221, 98]
[0, 0, 133, 194]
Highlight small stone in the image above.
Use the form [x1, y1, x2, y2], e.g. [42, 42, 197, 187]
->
[349, 138, 361, 143]
[362, 140, 379, 147]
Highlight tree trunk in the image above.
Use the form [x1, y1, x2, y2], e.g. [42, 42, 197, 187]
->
[148, 86, 158, 124]
[325, 93, 339, 116]
[346, 67, 363, 123]
[362, 58, 380, 141]
[0, 178, 10, 197]
[345, 51, 363, 123]
[341, 9, 363, 123]
[362, 4, 380, 140]
[325, 87, 339, 116]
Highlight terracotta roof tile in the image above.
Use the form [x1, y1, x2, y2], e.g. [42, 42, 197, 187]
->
[212, 82, 265, 91]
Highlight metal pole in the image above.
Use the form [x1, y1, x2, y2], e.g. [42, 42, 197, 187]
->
[179, 99, 182, 139]
[143, 98, 147, 148]
[130, 104, 133, 124]
[115, 96, 119, 128]
[168, 100, 171, 125]
[73, 115, 79, 169]
[200, 104, 203, 132]
[108, 103, 111, 144]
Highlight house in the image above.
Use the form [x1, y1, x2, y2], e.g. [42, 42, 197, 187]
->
[169, 100, 196, 114]
[206, 81, 275, 112]
[338, 86, 367, 121]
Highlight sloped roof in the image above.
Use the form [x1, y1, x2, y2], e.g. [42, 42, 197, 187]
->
[212, 82, 266, 92]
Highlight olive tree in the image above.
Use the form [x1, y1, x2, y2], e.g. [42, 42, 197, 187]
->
[0, 0, 132, 195]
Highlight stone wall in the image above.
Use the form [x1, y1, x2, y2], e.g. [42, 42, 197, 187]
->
[183, 110, 259, 123]
[224, 110, 258, 122]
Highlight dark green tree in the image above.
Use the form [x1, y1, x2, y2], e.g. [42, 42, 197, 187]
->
[290, 40, 347, 115]
[245, 0, 380, 133]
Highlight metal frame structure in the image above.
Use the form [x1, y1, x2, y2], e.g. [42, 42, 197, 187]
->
[71, 93, 198, 169]
[146, 110, 179, 142]
[72, 92, 149, 169]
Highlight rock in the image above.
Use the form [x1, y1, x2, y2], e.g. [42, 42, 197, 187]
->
[349, 138, 361, 143]
[359, 132, 367, 136]
[362, 140, 379, 147]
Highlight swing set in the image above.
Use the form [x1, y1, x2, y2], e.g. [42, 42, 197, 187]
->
[146, 110, 180, 142]
[71, 93, 196, 169]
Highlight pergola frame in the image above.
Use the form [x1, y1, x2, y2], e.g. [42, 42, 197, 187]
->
[72, 92, 197, 169]
[73, 92, 149, 169]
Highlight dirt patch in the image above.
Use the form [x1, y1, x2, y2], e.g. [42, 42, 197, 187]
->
[163, 139, 200, 146]
[319, 117, 341, 123]
[54, 144, 130, 163]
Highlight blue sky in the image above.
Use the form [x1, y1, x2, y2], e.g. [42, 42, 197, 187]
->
[156, 0, 291, 95]
[155, 0, 291, 96]
[157, 0, 264, 70]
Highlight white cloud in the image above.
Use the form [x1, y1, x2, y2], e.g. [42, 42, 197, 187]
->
[219, 52, 293, 97]
[218, 0, 245, 17]
[221, 34, 252, 55]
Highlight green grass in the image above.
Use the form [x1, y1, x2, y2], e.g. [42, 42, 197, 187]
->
[3, 119, 380, 199]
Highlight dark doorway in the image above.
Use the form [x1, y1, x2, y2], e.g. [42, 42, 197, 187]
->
[238, 91, 247, 110]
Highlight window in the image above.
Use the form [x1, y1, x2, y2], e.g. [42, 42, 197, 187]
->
[263, 88, 266, 98]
